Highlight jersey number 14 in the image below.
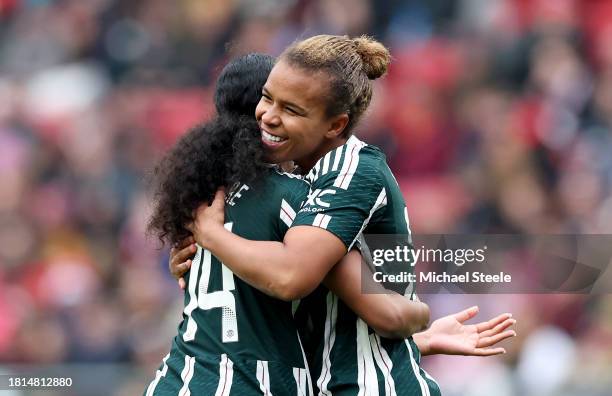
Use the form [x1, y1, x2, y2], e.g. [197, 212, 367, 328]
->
[183, 223, 239, 343]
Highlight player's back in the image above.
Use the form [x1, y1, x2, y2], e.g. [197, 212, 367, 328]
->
[146, 169, 312, 396]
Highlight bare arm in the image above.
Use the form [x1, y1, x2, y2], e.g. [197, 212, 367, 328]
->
[168, 239, 430, 338]
[324, 249, 429, 339]
[189, 189, 346, 301]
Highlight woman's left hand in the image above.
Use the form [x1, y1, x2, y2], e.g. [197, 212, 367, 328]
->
[188, 188, 227, 248]
[413, 306, 516, 357]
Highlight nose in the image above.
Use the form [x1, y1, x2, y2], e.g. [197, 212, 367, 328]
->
[260, 104, 281, 128]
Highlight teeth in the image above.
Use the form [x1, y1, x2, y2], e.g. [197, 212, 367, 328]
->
[262, 130, 286, 143]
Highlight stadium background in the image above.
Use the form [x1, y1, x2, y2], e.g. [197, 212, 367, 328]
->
[1, 0, 611, 395]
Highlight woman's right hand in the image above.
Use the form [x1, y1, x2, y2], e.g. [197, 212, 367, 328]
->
[169, 236, 197, 289]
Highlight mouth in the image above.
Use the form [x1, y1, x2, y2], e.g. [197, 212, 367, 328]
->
[261, 129, 288, 147]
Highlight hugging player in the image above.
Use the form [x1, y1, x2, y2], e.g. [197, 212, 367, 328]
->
[165, 35, 515, 396]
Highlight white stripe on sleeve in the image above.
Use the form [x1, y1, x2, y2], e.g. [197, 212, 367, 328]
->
[348, 188, 387, 250]
[280, 199, 297, 227]
[313, 214, 332, 229]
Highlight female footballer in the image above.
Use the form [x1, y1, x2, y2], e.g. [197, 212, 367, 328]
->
[145, 53, 432, 396]
[184, 35, 515, 395]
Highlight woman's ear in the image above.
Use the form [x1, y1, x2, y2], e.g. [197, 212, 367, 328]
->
[325, 113, 349, 138]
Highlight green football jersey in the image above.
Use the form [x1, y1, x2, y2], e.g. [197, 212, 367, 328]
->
[146, 169, 313, 396]
[292, 136, 441, 396]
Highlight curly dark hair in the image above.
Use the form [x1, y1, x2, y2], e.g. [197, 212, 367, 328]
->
[147, 53, 275, 245]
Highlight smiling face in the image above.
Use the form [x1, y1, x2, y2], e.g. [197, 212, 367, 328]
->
[255, 60, 349, 171]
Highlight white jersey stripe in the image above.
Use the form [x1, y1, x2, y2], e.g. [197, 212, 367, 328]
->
[340, 144, 364, 189]
[405, 340, 429, 396]
[313, 213, 330, 228]
[183, 246, 203, 342]
[321, 151, 332, 176]
[348, 188, 387, 250]
[179, 355, 196, 396]
[280, 199, 297, 227]
[422, 369, 440, 391]
[297, 331, 315, 396]
[313, 214, 331, 229]
[215, 354, 234, 396]
[317, 292, 338, 396]
[257, 360, 273, 396]
[145, 353, 170, 396]
[331, 145, 344, 172]
[293, 367, 308, 396]
[370, 334, 396, 396]
[356, 319, 379, 396]
[333, 143, 358, 189]
[321, 214, 331, 229]
[333, 137, 366, 189]
[307, 160, 321, 183]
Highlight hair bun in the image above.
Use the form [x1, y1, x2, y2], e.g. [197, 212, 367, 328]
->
[353, 36, 391, 79]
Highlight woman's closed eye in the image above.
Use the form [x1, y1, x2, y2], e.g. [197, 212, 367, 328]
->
[285, 107, 300, 115]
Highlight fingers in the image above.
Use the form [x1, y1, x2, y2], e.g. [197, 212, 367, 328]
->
[171, 259, 192, 279]
[477, 329, 516, 348]
[174, 236, 195, 250]
[453, 306, 479, 323]
[169, 242, 197, 278]
[472, 347, 506, 356]
[475, 313, 512, 333]
[211, 187, 226, 210]
[178, 277, 186, 290]
[480, 317, 516, 338]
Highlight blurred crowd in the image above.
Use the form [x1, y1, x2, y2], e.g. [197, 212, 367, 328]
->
[1, 0, 611, 395]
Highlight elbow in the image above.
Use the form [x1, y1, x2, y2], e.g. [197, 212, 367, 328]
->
[372, 301, 430, 339]
[267, 269, 316, 301]
[370, 306, 410, 339]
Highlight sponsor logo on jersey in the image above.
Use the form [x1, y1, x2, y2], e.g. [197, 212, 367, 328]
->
[304, 188, 336, 208]
[299, 207, 325, 213]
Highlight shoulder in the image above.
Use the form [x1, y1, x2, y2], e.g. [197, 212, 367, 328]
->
[268, 168, 310, 207]
[270, 168, 311, 190]
[304, 136, 386, 189]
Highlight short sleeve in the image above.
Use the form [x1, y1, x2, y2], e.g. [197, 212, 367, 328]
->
[291, 144, 387, 249]
[276, 173, 311, 236]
